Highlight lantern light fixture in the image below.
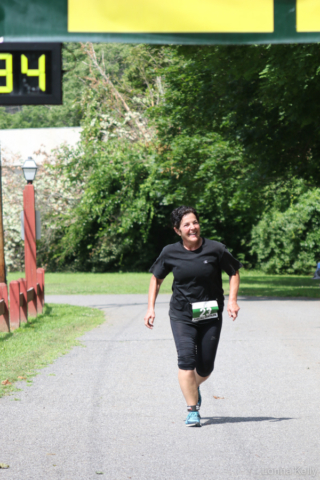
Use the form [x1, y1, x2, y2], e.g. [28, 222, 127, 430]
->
[22, 157, 38, 184]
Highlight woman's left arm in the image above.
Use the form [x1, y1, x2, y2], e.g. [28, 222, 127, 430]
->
[227, 271, 240, 321]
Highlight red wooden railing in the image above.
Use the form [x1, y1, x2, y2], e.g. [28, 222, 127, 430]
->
[0, 182, 45, 332]
[0, 268, 45, 332]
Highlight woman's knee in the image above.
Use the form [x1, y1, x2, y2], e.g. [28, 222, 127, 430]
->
[178, 368, 195, 377]
[178, 355, 196, 371]
[196, 366, 214, 377]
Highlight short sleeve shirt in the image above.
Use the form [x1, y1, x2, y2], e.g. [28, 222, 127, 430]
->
[149, 238, 242, 323]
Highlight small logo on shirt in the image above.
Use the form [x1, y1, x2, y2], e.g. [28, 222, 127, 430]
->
[203, 260, 208, 264]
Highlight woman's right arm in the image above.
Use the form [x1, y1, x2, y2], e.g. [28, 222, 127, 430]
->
[144, 274, 164, 329]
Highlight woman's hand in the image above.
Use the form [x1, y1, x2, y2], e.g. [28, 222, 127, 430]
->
[227, 301, 240, 321]
[228, 271, 240, 321]
[144, 309, 155, 329]
[144, 275, 163, 329]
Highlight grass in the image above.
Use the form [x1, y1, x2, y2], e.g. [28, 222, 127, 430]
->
[7, 270, 320, 298]
[0, 303, 105, 398]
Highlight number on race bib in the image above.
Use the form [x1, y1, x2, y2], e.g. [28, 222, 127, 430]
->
[200, 307, 213, 317]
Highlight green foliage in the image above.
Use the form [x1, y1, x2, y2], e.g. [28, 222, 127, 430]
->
[2, 165, 25, 271]
[34, 44, 173, 272]
[147, 47, 264, 261]
[251, 189, 320, 274]
[53, 140, 154, 271]
[4, 43, 320, 274]
[153, 44, 320, 186]
[148, 132, 259, 260]
[146, 44, 320, 269]
[48, 56, 259, 270]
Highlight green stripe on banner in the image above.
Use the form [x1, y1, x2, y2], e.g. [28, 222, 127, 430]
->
[1, 0, 320, 44]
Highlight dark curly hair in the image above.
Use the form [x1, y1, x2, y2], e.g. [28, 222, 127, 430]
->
[170, 206, 200, 229]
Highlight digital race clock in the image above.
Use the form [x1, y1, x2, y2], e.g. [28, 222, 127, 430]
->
[0, 43, 62, 105]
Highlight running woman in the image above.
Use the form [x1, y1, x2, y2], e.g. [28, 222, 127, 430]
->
[144, 206, 242, 427]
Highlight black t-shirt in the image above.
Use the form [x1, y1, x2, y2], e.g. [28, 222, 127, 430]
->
[149, 238, 243, 323]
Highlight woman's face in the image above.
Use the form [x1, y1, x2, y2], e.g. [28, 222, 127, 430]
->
[174, 213, 201, 245]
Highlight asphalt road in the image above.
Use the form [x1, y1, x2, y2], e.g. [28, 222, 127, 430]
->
[0, 294, 319, 480]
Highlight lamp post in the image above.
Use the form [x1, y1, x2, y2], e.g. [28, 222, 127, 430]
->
[22, 157, 38, 317]
[22, 157, 38, 184]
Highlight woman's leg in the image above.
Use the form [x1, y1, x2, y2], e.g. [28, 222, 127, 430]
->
[170, 320, 199, 405]
[178, 369, 210, 404]
[178, 369, 198, 405]
[170, 317, 222, 406]
[195, 316, 222, 378]
[194, 369, 210, 386]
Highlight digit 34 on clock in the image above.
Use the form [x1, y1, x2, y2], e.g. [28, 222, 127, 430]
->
[0, 43, 62, 105]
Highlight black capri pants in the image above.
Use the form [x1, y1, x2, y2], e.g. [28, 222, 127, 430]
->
[170, 314, 222, 377]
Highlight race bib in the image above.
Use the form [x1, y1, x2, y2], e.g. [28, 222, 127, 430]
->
[191, 300, 219, 322]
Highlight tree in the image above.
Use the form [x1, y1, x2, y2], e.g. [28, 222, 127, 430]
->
[6, 43, 320, 273]
[251, 188, 320, 274]
[38, 44, 168, 271]
[147, 131, 260, 261]
[152, 44, 320, 186]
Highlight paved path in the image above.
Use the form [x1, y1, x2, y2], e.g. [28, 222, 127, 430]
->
[1, 295, 320, 480]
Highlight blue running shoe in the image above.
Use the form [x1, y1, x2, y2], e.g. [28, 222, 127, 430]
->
[197, 387, 202, 409]
[185, 411, 201, 427]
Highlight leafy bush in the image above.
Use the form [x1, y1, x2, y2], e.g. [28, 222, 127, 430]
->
[5, 43, 320, 275]
[251, 189, 320, 274]
[50, 140, 156, 271]
[148, 132, 260, 262]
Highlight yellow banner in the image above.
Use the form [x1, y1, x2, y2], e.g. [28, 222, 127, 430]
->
[68, 0, 274, 33]
[297, 0, 320, 32]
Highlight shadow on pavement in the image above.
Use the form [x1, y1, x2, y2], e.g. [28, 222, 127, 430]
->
[201, 416, 294, 426]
